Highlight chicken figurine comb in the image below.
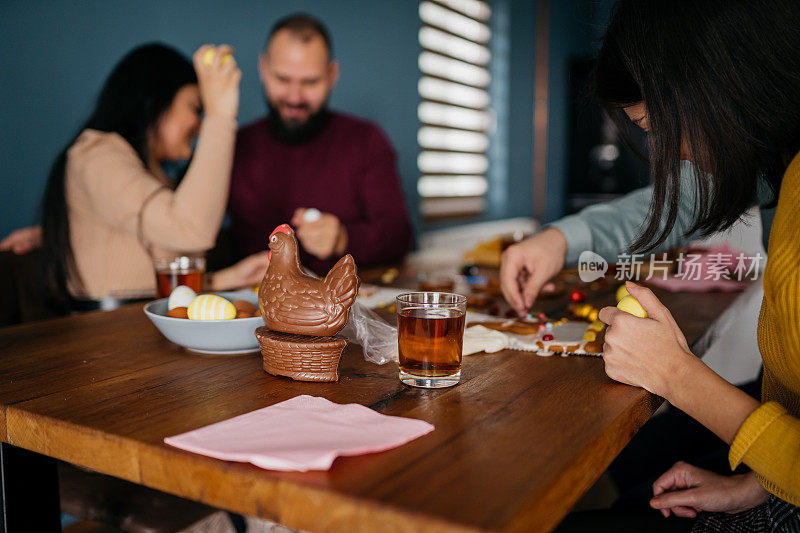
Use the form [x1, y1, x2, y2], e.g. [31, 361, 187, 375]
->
[256, 224, 360, 382]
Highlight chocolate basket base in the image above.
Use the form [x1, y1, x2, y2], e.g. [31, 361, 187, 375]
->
[255, 327, 346, 382]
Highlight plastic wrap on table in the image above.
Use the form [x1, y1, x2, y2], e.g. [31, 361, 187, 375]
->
[340, 301, 398, 365]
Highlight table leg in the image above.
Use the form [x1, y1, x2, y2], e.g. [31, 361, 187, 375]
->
[1, 442, 61, 532]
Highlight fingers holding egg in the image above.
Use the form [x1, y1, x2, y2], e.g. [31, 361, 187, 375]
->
[202, 47, 234, 67]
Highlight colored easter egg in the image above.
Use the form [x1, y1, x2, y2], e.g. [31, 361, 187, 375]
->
[202, 49, 233, 66]
[166, 306, 189, 319]
[617, 295, 647, 318]
[233, 300, 257, 316]
[168, 285, 196, 310]
[615, 284, 630, 303]
[187, 294, 236, 320]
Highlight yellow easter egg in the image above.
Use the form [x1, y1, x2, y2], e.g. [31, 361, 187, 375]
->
[187, 294, 236, 320]
[617, 295, 647, 318]
[203, 49, 233, 67]
[615, 284, 630, 303]
[582, 331, 596, 341]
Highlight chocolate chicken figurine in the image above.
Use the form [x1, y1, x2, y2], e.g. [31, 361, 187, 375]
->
[258, 224, 359, 337]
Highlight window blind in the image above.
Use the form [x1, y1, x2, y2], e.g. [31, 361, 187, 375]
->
[417, 0, 492, 220]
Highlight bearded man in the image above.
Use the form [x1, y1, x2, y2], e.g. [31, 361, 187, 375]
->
[229, 13, 413, 274]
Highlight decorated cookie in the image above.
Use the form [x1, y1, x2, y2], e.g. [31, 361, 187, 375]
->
[468, 318, 545, 336]
[534, 320, 606, 357]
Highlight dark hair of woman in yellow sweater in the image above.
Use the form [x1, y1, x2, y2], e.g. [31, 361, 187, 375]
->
[591, 0, 800, 529]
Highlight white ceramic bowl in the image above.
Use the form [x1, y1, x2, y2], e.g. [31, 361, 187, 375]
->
[144, 290, 263, 355]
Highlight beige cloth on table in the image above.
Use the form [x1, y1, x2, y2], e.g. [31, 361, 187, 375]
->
[463, 324, 544, 355]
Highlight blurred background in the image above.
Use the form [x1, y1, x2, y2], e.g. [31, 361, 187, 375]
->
[0, 0, 646, 241]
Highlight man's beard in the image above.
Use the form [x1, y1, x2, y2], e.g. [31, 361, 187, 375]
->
[266, 98, 331, 144]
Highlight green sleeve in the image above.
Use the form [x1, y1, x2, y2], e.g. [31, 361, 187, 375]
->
[550, 161, 703, 265]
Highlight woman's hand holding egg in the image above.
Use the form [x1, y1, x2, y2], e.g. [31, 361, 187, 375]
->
[193, 44, 241, 119]
[597, 282, 694, 398]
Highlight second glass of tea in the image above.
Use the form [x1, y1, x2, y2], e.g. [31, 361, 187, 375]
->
[396, 292, 467, 388]
[153, 256, 205, 298]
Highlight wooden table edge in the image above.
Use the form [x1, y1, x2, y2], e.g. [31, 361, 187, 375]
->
[2, 406, 487, 533]
[503, 391, 663, 533]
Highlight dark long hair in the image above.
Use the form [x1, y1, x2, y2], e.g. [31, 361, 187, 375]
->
[592, 0, 800, 252]
[41, 43, 196, 309]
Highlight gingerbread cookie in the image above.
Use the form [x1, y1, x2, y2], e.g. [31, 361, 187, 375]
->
[535, 320, 606, 356]
[468, 318, 544, 336]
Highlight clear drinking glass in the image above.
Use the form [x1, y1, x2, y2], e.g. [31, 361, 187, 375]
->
[396, 292, 467, 388]
[153, 256, 206, 298]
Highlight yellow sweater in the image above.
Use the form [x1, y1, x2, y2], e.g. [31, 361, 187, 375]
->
[65, 115, 236, 299]
[729, 152, 800, 506]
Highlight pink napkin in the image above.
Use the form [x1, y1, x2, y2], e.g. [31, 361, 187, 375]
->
[164, 395, 434, 471]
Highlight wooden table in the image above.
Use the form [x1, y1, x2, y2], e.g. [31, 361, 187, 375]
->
[0, 282, 741, 532]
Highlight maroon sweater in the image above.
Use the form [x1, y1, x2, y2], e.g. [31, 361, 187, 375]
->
[228, 112, 413, 274]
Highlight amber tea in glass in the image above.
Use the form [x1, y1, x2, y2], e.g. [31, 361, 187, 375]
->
[153, 256, 205, 298]
[396, 292, 466, 388]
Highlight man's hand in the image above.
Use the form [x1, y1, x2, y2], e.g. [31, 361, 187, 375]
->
[291, 208, 347, 260]
[0, 225, 43, 255]
[211, 251, 269, 290]
[499, 228, 568, 316]
[650, 463, 768, 518]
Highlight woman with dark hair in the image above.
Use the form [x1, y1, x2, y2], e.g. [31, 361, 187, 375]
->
[34, 43, 266, 310]
[581, 0, 800, 530]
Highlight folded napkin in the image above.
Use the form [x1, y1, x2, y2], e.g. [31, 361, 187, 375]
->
[164, 395, 434, 471]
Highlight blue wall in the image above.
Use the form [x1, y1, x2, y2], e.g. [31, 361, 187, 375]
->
[480, 0, 615, 225]
[544, 0, 605, 222]
[500, 0, 537, 220]
[0, 0, 615, 240]
[0, 0, 421, 237]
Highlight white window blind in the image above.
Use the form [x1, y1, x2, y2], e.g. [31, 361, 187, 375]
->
[417, 0, 492, 219]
